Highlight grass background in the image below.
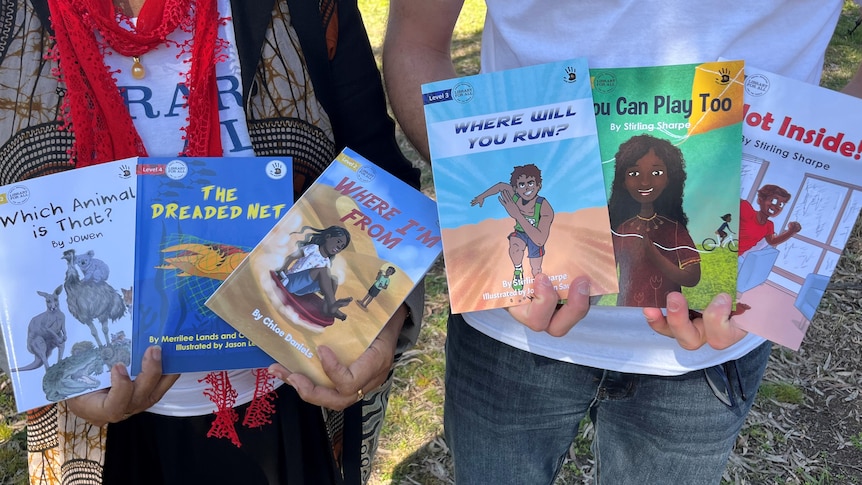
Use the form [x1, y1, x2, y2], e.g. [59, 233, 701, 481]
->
[0, 1, 860, 485]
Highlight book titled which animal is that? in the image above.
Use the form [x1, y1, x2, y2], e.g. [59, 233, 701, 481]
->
[132, 156, 293, 375]
[0, 160, 136, 412]
[205, 148, 442, 388]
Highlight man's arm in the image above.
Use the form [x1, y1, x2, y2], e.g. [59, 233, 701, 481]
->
[384, 0, 465, 160]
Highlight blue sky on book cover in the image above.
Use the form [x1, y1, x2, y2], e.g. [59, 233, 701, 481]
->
[133, 157, 292, 374]
[422, 58, 618, 313]
[0, 160, 135, 412]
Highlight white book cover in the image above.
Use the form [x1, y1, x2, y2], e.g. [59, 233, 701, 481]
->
[732, 65, 862, 350]
[0, 160, 136, 412]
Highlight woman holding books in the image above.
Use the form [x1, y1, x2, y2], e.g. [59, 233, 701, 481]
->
[0, 0, 421, 484]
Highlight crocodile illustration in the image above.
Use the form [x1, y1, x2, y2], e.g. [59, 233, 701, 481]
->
[42, 332, 132, 402]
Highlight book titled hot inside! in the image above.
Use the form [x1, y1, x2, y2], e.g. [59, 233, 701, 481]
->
[205, 148, 441, 388]
[732, 65, 862, 350]
[422, 57, 619, 314]
[133, 157, 292, 374]
[0, 160, 136, 412]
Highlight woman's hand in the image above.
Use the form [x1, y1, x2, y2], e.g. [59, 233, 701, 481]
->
[268, 305, 407, 410]
[66, 345, 179, 426]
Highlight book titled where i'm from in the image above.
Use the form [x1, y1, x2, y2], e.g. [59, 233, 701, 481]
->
[590, 61, 744, 310]
[0, 160, 136, 412]
[205, 148, 441, 388]
[422, 58, 619, 314]
[133, 157, 292, 374]
[732, 65, 862, 350]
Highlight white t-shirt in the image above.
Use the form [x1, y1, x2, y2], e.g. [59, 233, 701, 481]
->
[465, 0, 843, 375]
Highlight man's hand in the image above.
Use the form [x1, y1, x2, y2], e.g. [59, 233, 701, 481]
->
[507, 274, 591, 337]
[66, 345, 178, 426]
[643, 292, 748, 350]
[268, 305, 407, 410]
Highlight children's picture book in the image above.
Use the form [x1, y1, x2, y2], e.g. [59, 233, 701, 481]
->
[590, 61, 745, 310]
[731, 65, 862, 350]
[133, 157, 292, 374]
[0, 160, 136, 412]
[422, 58, 619, 314]
[205, 148, 441, 388]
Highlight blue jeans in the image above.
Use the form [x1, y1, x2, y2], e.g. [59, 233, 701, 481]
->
[444, 314, 771, 485]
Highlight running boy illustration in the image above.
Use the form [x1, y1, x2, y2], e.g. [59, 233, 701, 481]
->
[357, 266, 396, 309]
[608, 134, 700, 307]
[738, 184, 802, 256]
[274, 225, 353, 320]
[471, 164, 554, 291]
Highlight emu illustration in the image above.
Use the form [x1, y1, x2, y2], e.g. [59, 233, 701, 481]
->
[61, 249, 126, 347]
[12, 286, 67, 372]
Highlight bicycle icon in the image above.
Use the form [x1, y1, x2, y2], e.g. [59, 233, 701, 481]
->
[701, 236, 738, 253]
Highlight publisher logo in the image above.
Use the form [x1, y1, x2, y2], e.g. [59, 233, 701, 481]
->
[357, 165, 376, 183]
[6, 186, 30, 205]
[592, 72, 616, 94]
[452, 82, 474, 103]
[118, 164, 133, 179]
[745, 74, 770, 97]
[266, 159, 289, 180]
[563, 66, 577, 83]
[165, 160, 188, 180]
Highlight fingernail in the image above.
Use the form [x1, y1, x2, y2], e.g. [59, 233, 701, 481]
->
[115, 363, 128, 377]
[537, 273, 552, 288]
[577, 279, 590, 296]
[716, 294, 730, 306]
[642, 309, 654, 323]
[666, 299, 680, 312]
[151, 345, 162, 361]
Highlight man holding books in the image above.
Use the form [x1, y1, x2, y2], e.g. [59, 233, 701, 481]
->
[384, 1, 862, 483]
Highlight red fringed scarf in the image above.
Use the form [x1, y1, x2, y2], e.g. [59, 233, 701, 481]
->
[46, 0, 222, 167]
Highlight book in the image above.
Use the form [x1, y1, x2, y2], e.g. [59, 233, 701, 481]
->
[0, 160, 136, 412]
[421, 58, 619, 314]
[590, 61, 744, 309]
[731, 65, 862, 350]
[205, 148, 441, 387]
[133, 157, 292, 374]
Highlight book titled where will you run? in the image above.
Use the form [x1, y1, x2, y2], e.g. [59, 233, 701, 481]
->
[590, 61, 744, 310]
[0, 160, 135, 413]
[731, 65, 862, 350]
[422, 57, 619, 314]
[133, 156, 293, 374]
[205, 148, 441, 388]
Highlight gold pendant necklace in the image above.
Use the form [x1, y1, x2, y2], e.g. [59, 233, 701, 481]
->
[131, 56, 145, 79]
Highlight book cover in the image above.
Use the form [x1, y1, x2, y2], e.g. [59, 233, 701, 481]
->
[421, 58, 619, 314]
[133, 157, 292, 374]
[731, 65, 862, 350]
[205, 148, 441, 387]
[590, 61, 744, 309]
[0, 160, 135, 412]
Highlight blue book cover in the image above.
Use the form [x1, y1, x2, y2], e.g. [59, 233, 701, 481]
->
[0, 159, 136, 412]
[133, 157, 292, 374]
[422, 58, 619, 313]
[206, 148, 441, 388]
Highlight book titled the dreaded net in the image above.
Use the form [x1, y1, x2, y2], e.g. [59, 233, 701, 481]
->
[133, 157, 292, 374]
[206, 148, 441, 387]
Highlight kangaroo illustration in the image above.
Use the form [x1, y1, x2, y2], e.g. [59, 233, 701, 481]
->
[12, 286, 67, 373]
